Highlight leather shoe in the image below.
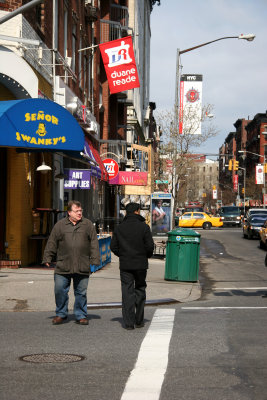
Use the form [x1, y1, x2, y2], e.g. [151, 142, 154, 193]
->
[135, 322, 144, 328]
[125, 326, 134, 330]
[52, 316, 67, 325]
[76, 318, 88, 325]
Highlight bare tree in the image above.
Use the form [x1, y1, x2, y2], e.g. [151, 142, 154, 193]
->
[155, 104, 219, 223]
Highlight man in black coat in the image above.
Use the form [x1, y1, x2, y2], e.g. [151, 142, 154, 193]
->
[110, 202, 154, 330]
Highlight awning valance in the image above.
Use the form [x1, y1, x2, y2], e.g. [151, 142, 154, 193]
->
[0, 98, 84, 151]
[84, 137, 109, 181]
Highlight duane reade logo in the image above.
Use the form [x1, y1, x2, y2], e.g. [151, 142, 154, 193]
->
[105, 41, 132, 68]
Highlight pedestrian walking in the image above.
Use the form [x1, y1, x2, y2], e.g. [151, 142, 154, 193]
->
[110, 202, 154, 330]
[42, 200, 100, 325]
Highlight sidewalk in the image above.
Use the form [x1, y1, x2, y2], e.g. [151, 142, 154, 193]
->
[0, 255, 202, 312]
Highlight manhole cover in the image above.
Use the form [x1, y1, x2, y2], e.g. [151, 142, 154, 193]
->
[19, 353, 85, 363]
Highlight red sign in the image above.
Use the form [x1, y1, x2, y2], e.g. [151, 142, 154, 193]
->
[99, 36, 140, 94]
[109, 172, 148, 186]
[233, 174, 238, 192]
[102, 158, 119, 179]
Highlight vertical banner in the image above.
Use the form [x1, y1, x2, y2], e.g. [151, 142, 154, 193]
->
[179, 74, 203, 134]
[233, 174, 238, 192]
[99, 36, 140, 94]
[256, 164, 264, 184]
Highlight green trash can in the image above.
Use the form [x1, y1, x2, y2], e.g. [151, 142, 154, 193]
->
[164, 228, 201, 282]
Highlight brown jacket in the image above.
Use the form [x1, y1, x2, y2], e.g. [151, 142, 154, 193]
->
[42, 217, 100, 275]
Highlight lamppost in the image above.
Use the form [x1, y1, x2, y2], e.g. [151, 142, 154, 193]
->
[238, 166, 246, 215]
[172, 33, 255, 214]
[238, 150, 265, 208]
[174, 34, 255, 129]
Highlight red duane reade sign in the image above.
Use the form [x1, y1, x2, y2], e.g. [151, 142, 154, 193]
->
[103, 158, 119, 179]
[99, 36, 140, 94]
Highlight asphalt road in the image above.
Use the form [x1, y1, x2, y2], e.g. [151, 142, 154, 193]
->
[1, 228, 267, 400]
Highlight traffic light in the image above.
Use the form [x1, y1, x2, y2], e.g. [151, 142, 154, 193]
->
[228, 159, 233, 170]
[264, 163, 267, 173]
[233, 160, 239, 171]
[242, 187, 245, 194]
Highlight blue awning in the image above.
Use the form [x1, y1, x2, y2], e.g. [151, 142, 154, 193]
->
[0, 99, 84, 151]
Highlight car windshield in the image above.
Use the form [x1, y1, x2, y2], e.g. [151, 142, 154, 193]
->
[250, 217, 267, 224]
[220, 207, 240, 215]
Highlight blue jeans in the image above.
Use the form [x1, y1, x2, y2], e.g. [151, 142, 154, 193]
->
[54, 273, 89, 320]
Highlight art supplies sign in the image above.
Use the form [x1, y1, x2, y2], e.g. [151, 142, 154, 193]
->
[64, 169, 91, 189]
[99, 36, 140, 94]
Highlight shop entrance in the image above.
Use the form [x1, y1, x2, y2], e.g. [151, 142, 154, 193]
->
[0, 148, 7, 258]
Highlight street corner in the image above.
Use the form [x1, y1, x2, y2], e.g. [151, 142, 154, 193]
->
[177, 281, 202, 303]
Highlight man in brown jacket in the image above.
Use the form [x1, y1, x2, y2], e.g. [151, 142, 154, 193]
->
[43, 200, 100, 325]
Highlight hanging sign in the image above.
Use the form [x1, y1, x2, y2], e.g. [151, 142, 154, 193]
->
[64, 169, 91, 189]
[179, 74, 203, 135]
[233, 174, 238, 192]
[256, 164, 264, 184]
[99, 36, 140, 94]
[102, 158, 119, 179]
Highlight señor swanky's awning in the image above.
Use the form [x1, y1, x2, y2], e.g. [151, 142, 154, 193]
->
[0, 98, 84, 151]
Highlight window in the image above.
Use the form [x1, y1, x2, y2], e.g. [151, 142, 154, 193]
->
[71, 24, 77, 72]
[193, 213, 204, 219]
[63, 6, 68, 58]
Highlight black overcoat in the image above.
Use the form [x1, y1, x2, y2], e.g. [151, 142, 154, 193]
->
[110, 213, 154, 270]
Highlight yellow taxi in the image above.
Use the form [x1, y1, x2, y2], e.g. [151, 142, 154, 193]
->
[259, 220, 267, 249]
[178, 212, 223, 230]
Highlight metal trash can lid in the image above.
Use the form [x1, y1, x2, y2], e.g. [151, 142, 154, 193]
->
[168, 228, 200, 238]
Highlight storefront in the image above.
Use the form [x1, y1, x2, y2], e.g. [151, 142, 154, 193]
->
[0, 98, 103, 266]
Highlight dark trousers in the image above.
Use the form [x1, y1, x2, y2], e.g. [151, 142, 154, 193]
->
[120, 269, 147, 327]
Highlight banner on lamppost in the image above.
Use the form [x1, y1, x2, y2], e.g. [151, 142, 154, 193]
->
[179, 74, 203, 135]
[99, 36, 140, 94]
[212, 189, 217, 199]
[255, 164, 264, 184]
[233, 174, 238, 192]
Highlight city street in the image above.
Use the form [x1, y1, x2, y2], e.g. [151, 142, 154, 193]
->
[1, 228, 267, 400]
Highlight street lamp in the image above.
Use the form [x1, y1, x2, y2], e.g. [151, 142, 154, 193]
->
[172, 33, 255, 213]
[238, 150, 265, 208]
[174, 34, 256, 129]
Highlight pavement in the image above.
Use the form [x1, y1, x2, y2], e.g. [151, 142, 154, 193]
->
[0, 254, 202, 313]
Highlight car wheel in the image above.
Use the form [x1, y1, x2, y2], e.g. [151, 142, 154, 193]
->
[247, 230, 252, 240]
[203, 222, 211, 230]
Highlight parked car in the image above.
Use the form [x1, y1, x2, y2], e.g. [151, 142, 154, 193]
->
[243, 214, 267, 239]
[218, 206, 241, 227]
[178, 212, 223, 230]
[259, 220, 267, 248]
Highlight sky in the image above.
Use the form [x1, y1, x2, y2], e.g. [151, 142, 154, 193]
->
[150, 0, 267, 157]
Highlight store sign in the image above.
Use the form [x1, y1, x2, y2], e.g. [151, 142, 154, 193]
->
[0, 99, 84, 150]
[64, 169, 91, 189]
[103, 158, 119, 179]
[99, 36, 140, 94]
[109, 171, 148, 186]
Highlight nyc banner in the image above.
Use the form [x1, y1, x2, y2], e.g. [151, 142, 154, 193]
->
[179, 74, 203, 135]
[99, 36, 140, 94]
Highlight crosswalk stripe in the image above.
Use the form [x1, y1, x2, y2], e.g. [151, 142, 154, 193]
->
[120, 308, 175, 400]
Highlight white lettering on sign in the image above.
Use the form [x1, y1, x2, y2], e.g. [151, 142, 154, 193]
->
[72, 172, 83, 179]
[187, 76, 196, 80]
